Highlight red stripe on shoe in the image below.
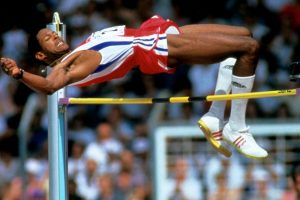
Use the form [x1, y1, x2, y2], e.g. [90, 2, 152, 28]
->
[212, 131, 223, 141]
[239, 140, 246, 147]
[233, 136, 245, 148]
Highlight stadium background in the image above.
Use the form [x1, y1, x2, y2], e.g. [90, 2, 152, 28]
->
[0, 0, 300, 199]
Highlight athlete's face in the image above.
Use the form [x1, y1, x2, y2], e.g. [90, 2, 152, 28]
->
[36, 28, 69, 55]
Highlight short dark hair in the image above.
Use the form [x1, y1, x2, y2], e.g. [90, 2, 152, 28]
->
[27, 34, 41, 56]
[26, 33, 47, 77]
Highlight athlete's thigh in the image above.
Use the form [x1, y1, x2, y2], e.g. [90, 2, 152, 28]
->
[179, 24, 251, 36]
[167, 32, 248, 64]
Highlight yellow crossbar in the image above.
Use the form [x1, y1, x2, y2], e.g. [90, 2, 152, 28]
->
[59, 88, 298, 105]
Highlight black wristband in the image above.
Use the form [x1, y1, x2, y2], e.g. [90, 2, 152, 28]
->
[13, 68, 24, 80]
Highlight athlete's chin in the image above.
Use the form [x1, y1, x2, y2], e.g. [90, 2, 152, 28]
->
[58, 44, 69, 53]
[57, 47, 70, 55]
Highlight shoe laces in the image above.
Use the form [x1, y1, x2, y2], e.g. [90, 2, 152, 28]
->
[237, 126, 252, 137]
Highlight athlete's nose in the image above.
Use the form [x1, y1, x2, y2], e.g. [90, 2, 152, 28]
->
[52, 31, 59, 39]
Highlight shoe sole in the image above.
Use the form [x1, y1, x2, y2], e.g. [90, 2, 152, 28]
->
[223, 137, 268, 159]
[198, 120, 232, 157]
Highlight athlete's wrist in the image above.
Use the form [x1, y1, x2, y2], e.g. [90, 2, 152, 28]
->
[13, 68, 24, 80]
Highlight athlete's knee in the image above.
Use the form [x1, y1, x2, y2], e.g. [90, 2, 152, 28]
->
[245, 38, 260, 57]
[250, 38, 260, 55]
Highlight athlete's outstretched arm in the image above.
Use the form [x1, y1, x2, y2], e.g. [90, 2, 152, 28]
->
[1, 57, 72, 94]
[1, 50, 101, 94]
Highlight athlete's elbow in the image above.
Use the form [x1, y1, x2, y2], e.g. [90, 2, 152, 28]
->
[45, 89, 55, 95]
[46, 87, 61, 95]
[42, 77, 69, 95]
[42, 84, 61, 95]
[37, 88, 55, 95]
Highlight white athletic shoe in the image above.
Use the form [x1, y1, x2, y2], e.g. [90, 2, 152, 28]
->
[198, 113, 232, 157]
[223, 123, 268, 159]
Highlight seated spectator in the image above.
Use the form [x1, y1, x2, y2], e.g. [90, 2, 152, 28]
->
[166, 157, 203, 200]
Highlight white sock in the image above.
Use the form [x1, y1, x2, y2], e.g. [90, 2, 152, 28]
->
[209, 58, 236, 120]
[229, 75, 255, 131]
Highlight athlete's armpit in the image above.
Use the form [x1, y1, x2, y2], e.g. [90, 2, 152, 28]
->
[65, 50, 102, 84]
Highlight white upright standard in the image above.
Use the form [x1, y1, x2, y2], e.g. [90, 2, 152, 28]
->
[47, 12, 68, 200]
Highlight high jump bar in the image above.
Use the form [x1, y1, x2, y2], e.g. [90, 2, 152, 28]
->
[59, 88, 300, 105]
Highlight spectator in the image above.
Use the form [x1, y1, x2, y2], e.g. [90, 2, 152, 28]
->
[106, 106, 134, 146]
[68, 141, 86, 179]
[115, 169, 135, 199]
[204, 155, 245, 200]
[1, 24, 28, 63]
[208, 170, 239, 200]
[0, 151, 19, 188]
[68, 112, 96, 145]
[166, 157, 203, 200]
[291, 164, 300, 199]
[85, 121, 124, 174]
[68, 178, 84, 200]
[95, 173, 122, 200]
[119, 150, 147, 186]
[75, 155, 101, 200]
[248, 167, 283, 200]
[280, 0, 300, 32]
[24, 158, 48, 200]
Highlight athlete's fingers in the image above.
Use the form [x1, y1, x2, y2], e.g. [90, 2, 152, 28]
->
[0, 58, 9, 74]
[0, 58, 18, 76]
[2, 58, 17, 69]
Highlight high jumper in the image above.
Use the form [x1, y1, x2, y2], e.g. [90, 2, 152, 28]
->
[1, 15, 268, 159]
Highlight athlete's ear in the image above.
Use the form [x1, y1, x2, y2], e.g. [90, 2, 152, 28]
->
[35, 51, 47, 61]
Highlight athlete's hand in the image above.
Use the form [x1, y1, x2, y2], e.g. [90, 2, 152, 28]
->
[0, 57, 22, 78]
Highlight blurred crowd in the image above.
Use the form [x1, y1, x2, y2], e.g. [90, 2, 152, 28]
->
[1, 0, 300, 199]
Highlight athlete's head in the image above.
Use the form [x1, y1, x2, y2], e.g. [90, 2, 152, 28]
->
[30, 28, 70, 65]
